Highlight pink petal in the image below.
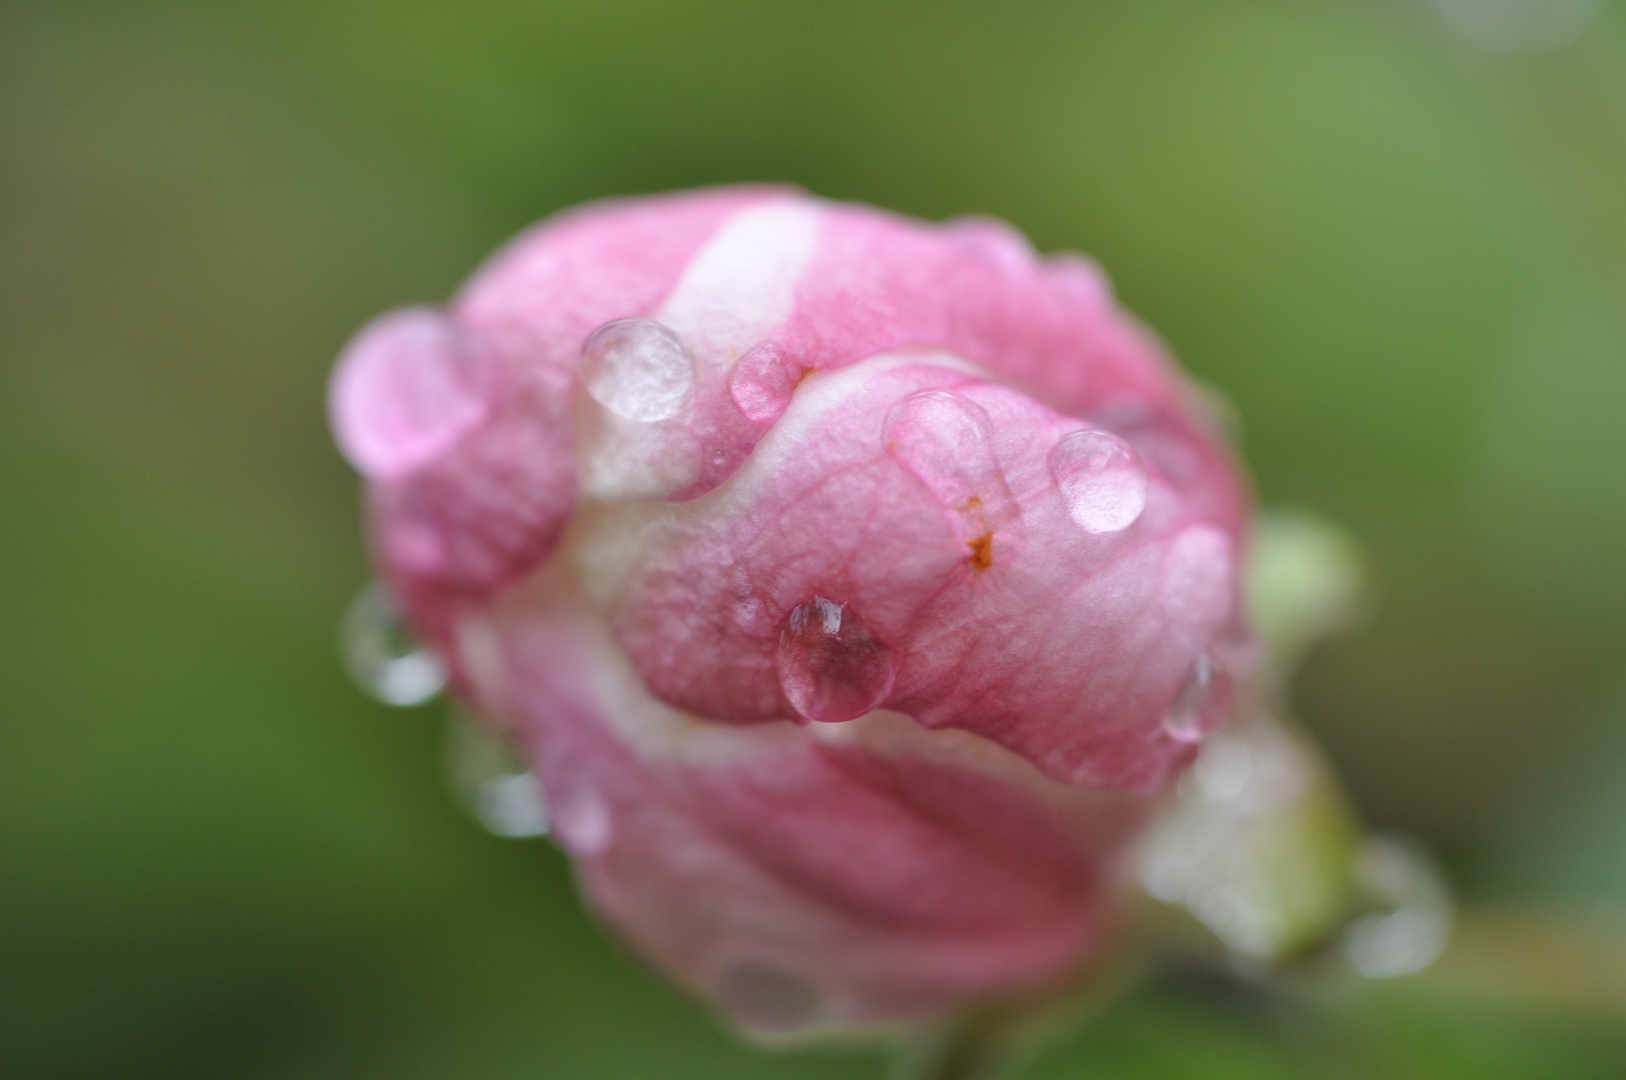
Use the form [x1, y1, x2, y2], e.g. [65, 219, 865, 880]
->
[329, 308, 489, 481]
[471, 566, 1149, 1029]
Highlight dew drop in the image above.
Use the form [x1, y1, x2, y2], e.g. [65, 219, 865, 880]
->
[883, 389, 1017, 531]
[1162, 652, 1231, 743]
[341, 582, 446, 706]
[1048, 428, 1148, 533]
[728, 342, 803, 423]
[444, 709, 549, 839]
[579, 318, 693, 422]
[775, 598, 897, 724]
[716, 962, 820, 1033]
[550, 771, 614, 855]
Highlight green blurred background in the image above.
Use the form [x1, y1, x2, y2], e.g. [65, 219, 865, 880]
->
[4, 1, 1626, 1076]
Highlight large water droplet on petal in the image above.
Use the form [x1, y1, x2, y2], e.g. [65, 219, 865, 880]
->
[580, 318, 693, 422]
[775, 598, 897, 724]
[883, 389, 1017, 533]
[550, 770, 614, 856]
[728, 342, 803, 423]
[341, 582, 446, 706]
[715, 962, 820, 1033]
[445, 709, 549, 838]
[1049, 428, 1148, 533]
[1162, 652, 1231, 743]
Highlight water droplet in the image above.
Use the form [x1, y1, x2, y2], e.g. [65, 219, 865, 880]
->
[444, 709, 549, 838]
[1048, 429, 1148, 533]
[715, 962, 820, 1033]
[1344, 836, 1452, 978]
[883, 389, 1017, 532]
[341, 582, 446, 706]
[1162, 652, 1230, 743]
[728, 342, 803, 423]
[551, 770, 614, 855]
[580, 318, 693, 422]
[775, 598, 897, 724]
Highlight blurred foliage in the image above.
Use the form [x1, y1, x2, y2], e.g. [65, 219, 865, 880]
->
[2, 0, 1625, 1076]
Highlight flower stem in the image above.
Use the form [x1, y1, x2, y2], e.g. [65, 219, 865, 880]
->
[900, 1007, 1014, 1080]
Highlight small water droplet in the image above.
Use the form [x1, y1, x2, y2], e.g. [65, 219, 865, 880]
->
[580, 318, 693, 422]
[1048, 429, 1148, 533]
[551, 771, 614, 855]
[445, 710, 549, 838]
[775, 598, 897, 724]
[883, 389, 1017, 532]
[341, 582, 446, 706]
[1163, 652, 1230, 743]
[728, 342, 803, 423]
[715, 962, 820, 1033]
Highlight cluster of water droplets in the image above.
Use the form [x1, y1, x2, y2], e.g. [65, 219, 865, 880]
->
[341, 584, 555, 841]
[341, 581, 447, 707]
[774, 597, 898, 724]
[579, 317, 695, 422]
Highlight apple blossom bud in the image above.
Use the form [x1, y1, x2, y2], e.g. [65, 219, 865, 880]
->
[330, 187, 1252, 1033]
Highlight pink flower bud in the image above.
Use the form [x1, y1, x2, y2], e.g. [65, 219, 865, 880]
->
[330, 187, 1251, 1033]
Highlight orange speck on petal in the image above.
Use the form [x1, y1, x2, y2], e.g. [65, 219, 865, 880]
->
[967, 533, 994, 572]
